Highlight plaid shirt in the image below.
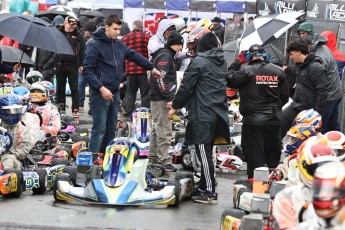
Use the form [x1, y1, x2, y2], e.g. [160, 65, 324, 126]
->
[122, 30, 151, 75]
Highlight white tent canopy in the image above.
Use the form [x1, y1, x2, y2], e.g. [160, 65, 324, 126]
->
[67, 0, 124, 10]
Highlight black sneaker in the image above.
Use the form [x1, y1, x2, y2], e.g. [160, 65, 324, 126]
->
[192, 187, 205, 198]
[164, 163, 177, 172]
[88, 108, 92, 116]
[193, 191, 218, 204]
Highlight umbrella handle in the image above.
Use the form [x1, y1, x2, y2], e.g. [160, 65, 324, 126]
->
[19, 50, 24, 65]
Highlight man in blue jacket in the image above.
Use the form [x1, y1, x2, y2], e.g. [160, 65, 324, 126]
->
[83, 15, 161, 155]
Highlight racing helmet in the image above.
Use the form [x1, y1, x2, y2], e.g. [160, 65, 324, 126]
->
[324, 131, 345, 158]
[13, 86, 30, 113]
[0, 93, 23, 125]
[195, 18, 214, 30]
[0, 83, 14, 96]
[26, 71, 43, 85]
[187, 27, 211, 53]
[186, 21, 196, 33]
[285, 123, 317, 155]
[297, 136, 338, 187]
[30, 82, 48, 103]
[173, 18, 186, 32]
[294, 109, 322, 132]
[40, 81, 56, 97]
[312, 161, 345, 219]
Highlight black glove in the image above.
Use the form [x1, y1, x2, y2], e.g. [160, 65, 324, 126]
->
[228, 59, 242, 71]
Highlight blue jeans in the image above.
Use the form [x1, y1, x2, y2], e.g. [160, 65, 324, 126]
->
[89, 89, 120, 154]
[321, 98, 342, 133]
[78, 73, 86, 104]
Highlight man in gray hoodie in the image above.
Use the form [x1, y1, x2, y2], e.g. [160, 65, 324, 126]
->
[148, 19, 175, 60]
[298, 22, 343, 133]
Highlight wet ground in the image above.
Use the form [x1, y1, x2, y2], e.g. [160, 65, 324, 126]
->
[0, 96, 247, 230]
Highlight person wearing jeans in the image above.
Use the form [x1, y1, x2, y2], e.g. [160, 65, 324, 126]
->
[88, 89, 120, 153]
[83, 15, 160, 155]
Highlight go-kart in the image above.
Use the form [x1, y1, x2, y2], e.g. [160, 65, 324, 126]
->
[54, 137, 193, 206]
[0, 128, 23, 198]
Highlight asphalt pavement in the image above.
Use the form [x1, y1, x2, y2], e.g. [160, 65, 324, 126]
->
[0, 96, 247, 230]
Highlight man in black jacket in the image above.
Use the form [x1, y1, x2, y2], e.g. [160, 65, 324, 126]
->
[48, 16, 85, 117]
[169, 32, 230, 204]
[227, 44, 289, 179]
[280, 38, 327, 139]
[149, 31, 183, 172]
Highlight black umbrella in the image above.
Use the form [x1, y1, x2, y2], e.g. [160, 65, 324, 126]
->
[223, 40, 285, 67]
[0, 13, 74, 55]
[0, 45, 34, 66]
[35, 5, 77, 20]
[79, 10, 105, 18]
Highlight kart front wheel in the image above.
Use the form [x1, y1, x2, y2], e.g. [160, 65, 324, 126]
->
[62, 166, 77, 186]
[3, 169, 23, 198]
[220, 209, 245, 230]
[53, 173, 71, 201]
[168, 180, 181, 207]
[32, 168, 47, 194]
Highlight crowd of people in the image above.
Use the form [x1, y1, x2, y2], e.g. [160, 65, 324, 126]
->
[0, 10, 345, 223]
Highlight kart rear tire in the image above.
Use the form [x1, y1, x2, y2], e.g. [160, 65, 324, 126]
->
[62, 166, 77, 186]
[174, 131, 185, 145]
[3, 169, 23, 198]
[181, 148, 194, 171]
[51, 158, 70, 167]
[53, 173, 71, 201]
[32, 168, 47, 194]
[168, 180, 181, 207]
[71, 133, 90, 144]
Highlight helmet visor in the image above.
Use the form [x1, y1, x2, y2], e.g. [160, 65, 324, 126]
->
[2, 105, 23, 115]
[27, 76, 42, 85]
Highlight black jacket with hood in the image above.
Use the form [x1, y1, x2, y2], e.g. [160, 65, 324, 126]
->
[149, 46, 177, 102]
[172, 47, 230, 145]
[291, 53, 327, 115]
[227, 59, 289, 125]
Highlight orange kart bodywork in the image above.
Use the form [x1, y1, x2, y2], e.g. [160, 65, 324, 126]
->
[0, 172, 19, 195]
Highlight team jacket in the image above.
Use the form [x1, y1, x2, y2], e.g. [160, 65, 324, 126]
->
[149, 47, 177, 102]
[227, 59, 289, 125]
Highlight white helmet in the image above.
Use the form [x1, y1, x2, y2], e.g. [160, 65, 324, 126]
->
[26, 71, 43, 85]
[173, 18, 186, 32]
[30, 82, 48, 103]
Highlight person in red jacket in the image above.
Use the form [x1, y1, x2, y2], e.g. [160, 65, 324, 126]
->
[122, 20, 151, 117]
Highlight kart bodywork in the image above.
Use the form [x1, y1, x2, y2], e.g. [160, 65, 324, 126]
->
[54, 138, 193, 206]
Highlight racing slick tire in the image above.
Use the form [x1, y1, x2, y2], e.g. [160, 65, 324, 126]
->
[62, 166, 77, 186]
[174, 171, 194, 200]
[32, 168, 48, 195]
[71, 132, 90, 145]
[51, 158, 70, 167]
[74, 127, 89, 134]
[3, 169, 23, 198]
[167, 180, 181, 207]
